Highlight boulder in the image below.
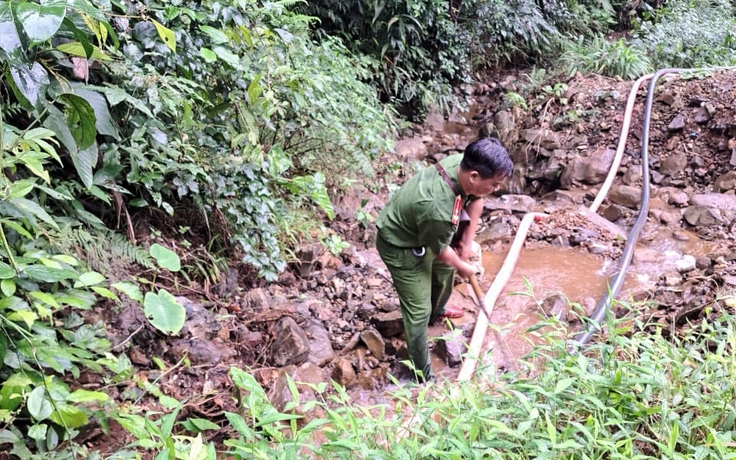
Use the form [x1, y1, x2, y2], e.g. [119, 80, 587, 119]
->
[270, 317, 310, 366]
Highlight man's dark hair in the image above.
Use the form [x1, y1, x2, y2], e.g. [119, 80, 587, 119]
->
[460, 137, 514, 179]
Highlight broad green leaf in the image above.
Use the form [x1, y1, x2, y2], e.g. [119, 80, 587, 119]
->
[74, 271, 105, 287]
[199, 25, 228, 44]
[212, 46, 240, 68]
[51, 254, 79, 266]
[151, 19, 176, 52]
[1, 219, 32, 238]
[34, 184, 73, 201]
[49, 404, 88, 429]
[188, 418, 220, 431]
[150, 244, 180, 272]
[0, 261, 15, 279]
[15, 2, 65, 42]
[43, 105, 77, 155]
[7, 309, 38, 328]
[91, 286, 118, 300]
[9, 62, 50, 111]
[56, 41, 111, 61]
[62, 17, 93, 57]
[0, 279, 15, 296]
[29, 291, 60, 309]
[71, 86, 118, 138]
[23, 265, 76, 282]
[143, 290, 185, 335]
[112, 281, 143, 303]
[58, 93, 97, 151]
[0, 429, 18, 444]
[8, 197, 58, 229]
[0, 2, 23, 57]
[28, 423, 47, 441]
[247, 76, 262, 105]
[55, 290, 96, 309]
[66, 389, 108, 403]
[27, 387, 53, 421]
[17, 150, 50, 182]
[8, 179, 35, 199]
[72, 143, 98, 190]
[199, 47, 217, 63]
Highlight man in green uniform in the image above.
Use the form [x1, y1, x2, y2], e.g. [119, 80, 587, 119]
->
[376, 137, 514, 382]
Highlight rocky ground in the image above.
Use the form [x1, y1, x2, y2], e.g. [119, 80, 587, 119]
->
[87, 70, 736, 451]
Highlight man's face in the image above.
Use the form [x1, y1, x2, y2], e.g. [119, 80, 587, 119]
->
[469, 172, 507, 196]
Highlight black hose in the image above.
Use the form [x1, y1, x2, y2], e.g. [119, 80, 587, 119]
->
[573, 68, 688, 346]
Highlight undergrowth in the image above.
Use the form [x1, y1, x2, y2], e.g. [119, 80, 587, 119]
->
[101, 294, 736, 459]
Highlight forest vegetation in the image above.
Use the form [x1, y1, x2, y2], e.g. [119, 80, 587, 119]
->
[1, 0, 736, 457]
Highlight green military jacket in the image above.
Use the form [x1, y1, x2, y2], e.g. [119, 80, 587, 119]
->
[376, 155, 467, 256]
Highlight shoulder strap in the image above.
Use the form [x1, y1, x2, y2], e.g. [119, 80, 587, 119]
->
[434, 162, 462, 196]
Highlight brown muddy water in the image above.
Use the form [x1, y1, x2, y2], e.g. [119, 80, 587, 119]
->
[426, 227, 717, 381]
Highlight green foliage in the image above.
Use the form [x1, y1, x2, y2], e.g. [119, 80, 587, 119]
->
[631, 0, 736, 68]
[187, 300, 736, 459]
[560, 35, 653, 79]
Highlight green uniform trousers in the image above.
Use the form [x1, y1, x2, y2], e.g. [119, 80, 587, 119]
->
[376, 233, 455, 382]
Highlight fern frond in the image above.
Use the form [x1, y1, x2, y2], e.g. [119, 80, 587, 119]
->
[51, 227, 154, 273]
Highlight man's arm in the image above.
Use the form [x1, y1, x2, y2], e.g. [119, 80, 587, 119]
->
[454, 198, 483, 260]
[435, 245, 477, 279]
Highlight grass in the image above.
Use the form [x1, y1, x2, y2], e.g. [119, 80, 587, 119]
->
[108, 291, 736, 459]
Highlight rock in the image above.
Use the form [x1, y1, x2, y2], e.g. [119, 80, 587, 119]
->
[211, 267, 240, 297]
[633, 248, 659, 264]
[600, 204, 623, 222]
[477, 222, 513, 244]
[128, 347, 149, 366]
[695, 256, 712, 269]
[691, 194, 736, 212]
[484, 194, 536, 213]
[667, 114, 685, 131]
[433, 332, 464, 367]
[304, 320, 335, 367]
[676, 255, 697, 273]
[295, 243, 326, 278]
[664, 273, 683, 286]
[608, 185, 642, 209]
[541, 294, 569, 322]
[493, 110, 518, 146]
[522, 128, 561, 150]
[425, 108, 446, 132]
[243, 288, 270, 310]
[395, 137, 428, 161]
[575, 207, 627, 239]
[683, 206, 721, 227]
[331, 357, 356, 388]
[659, 209, 682, 225]
[713, 171, 736, 193]
[694, 107, 710, 124]
[270, 317, 310, 367]
[177, 297, 220, 341]
[360, 329, 386, 361]
[371, 310, 404, 337]
[167, 338, 229, 366]
[269, 365, 322, 418]
[660, 152, 688, 177]
[657, 91, 676, 105]
[559, 148, 615, 188]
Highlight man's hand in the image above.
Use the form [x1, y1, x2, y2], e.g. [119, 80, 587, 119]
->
[456, 260, 479, 279]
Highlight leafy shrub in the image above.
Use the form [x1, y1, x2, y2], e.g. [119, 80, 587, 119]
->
[632, 0, 736, 68]
[560, 35, 653, 79]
